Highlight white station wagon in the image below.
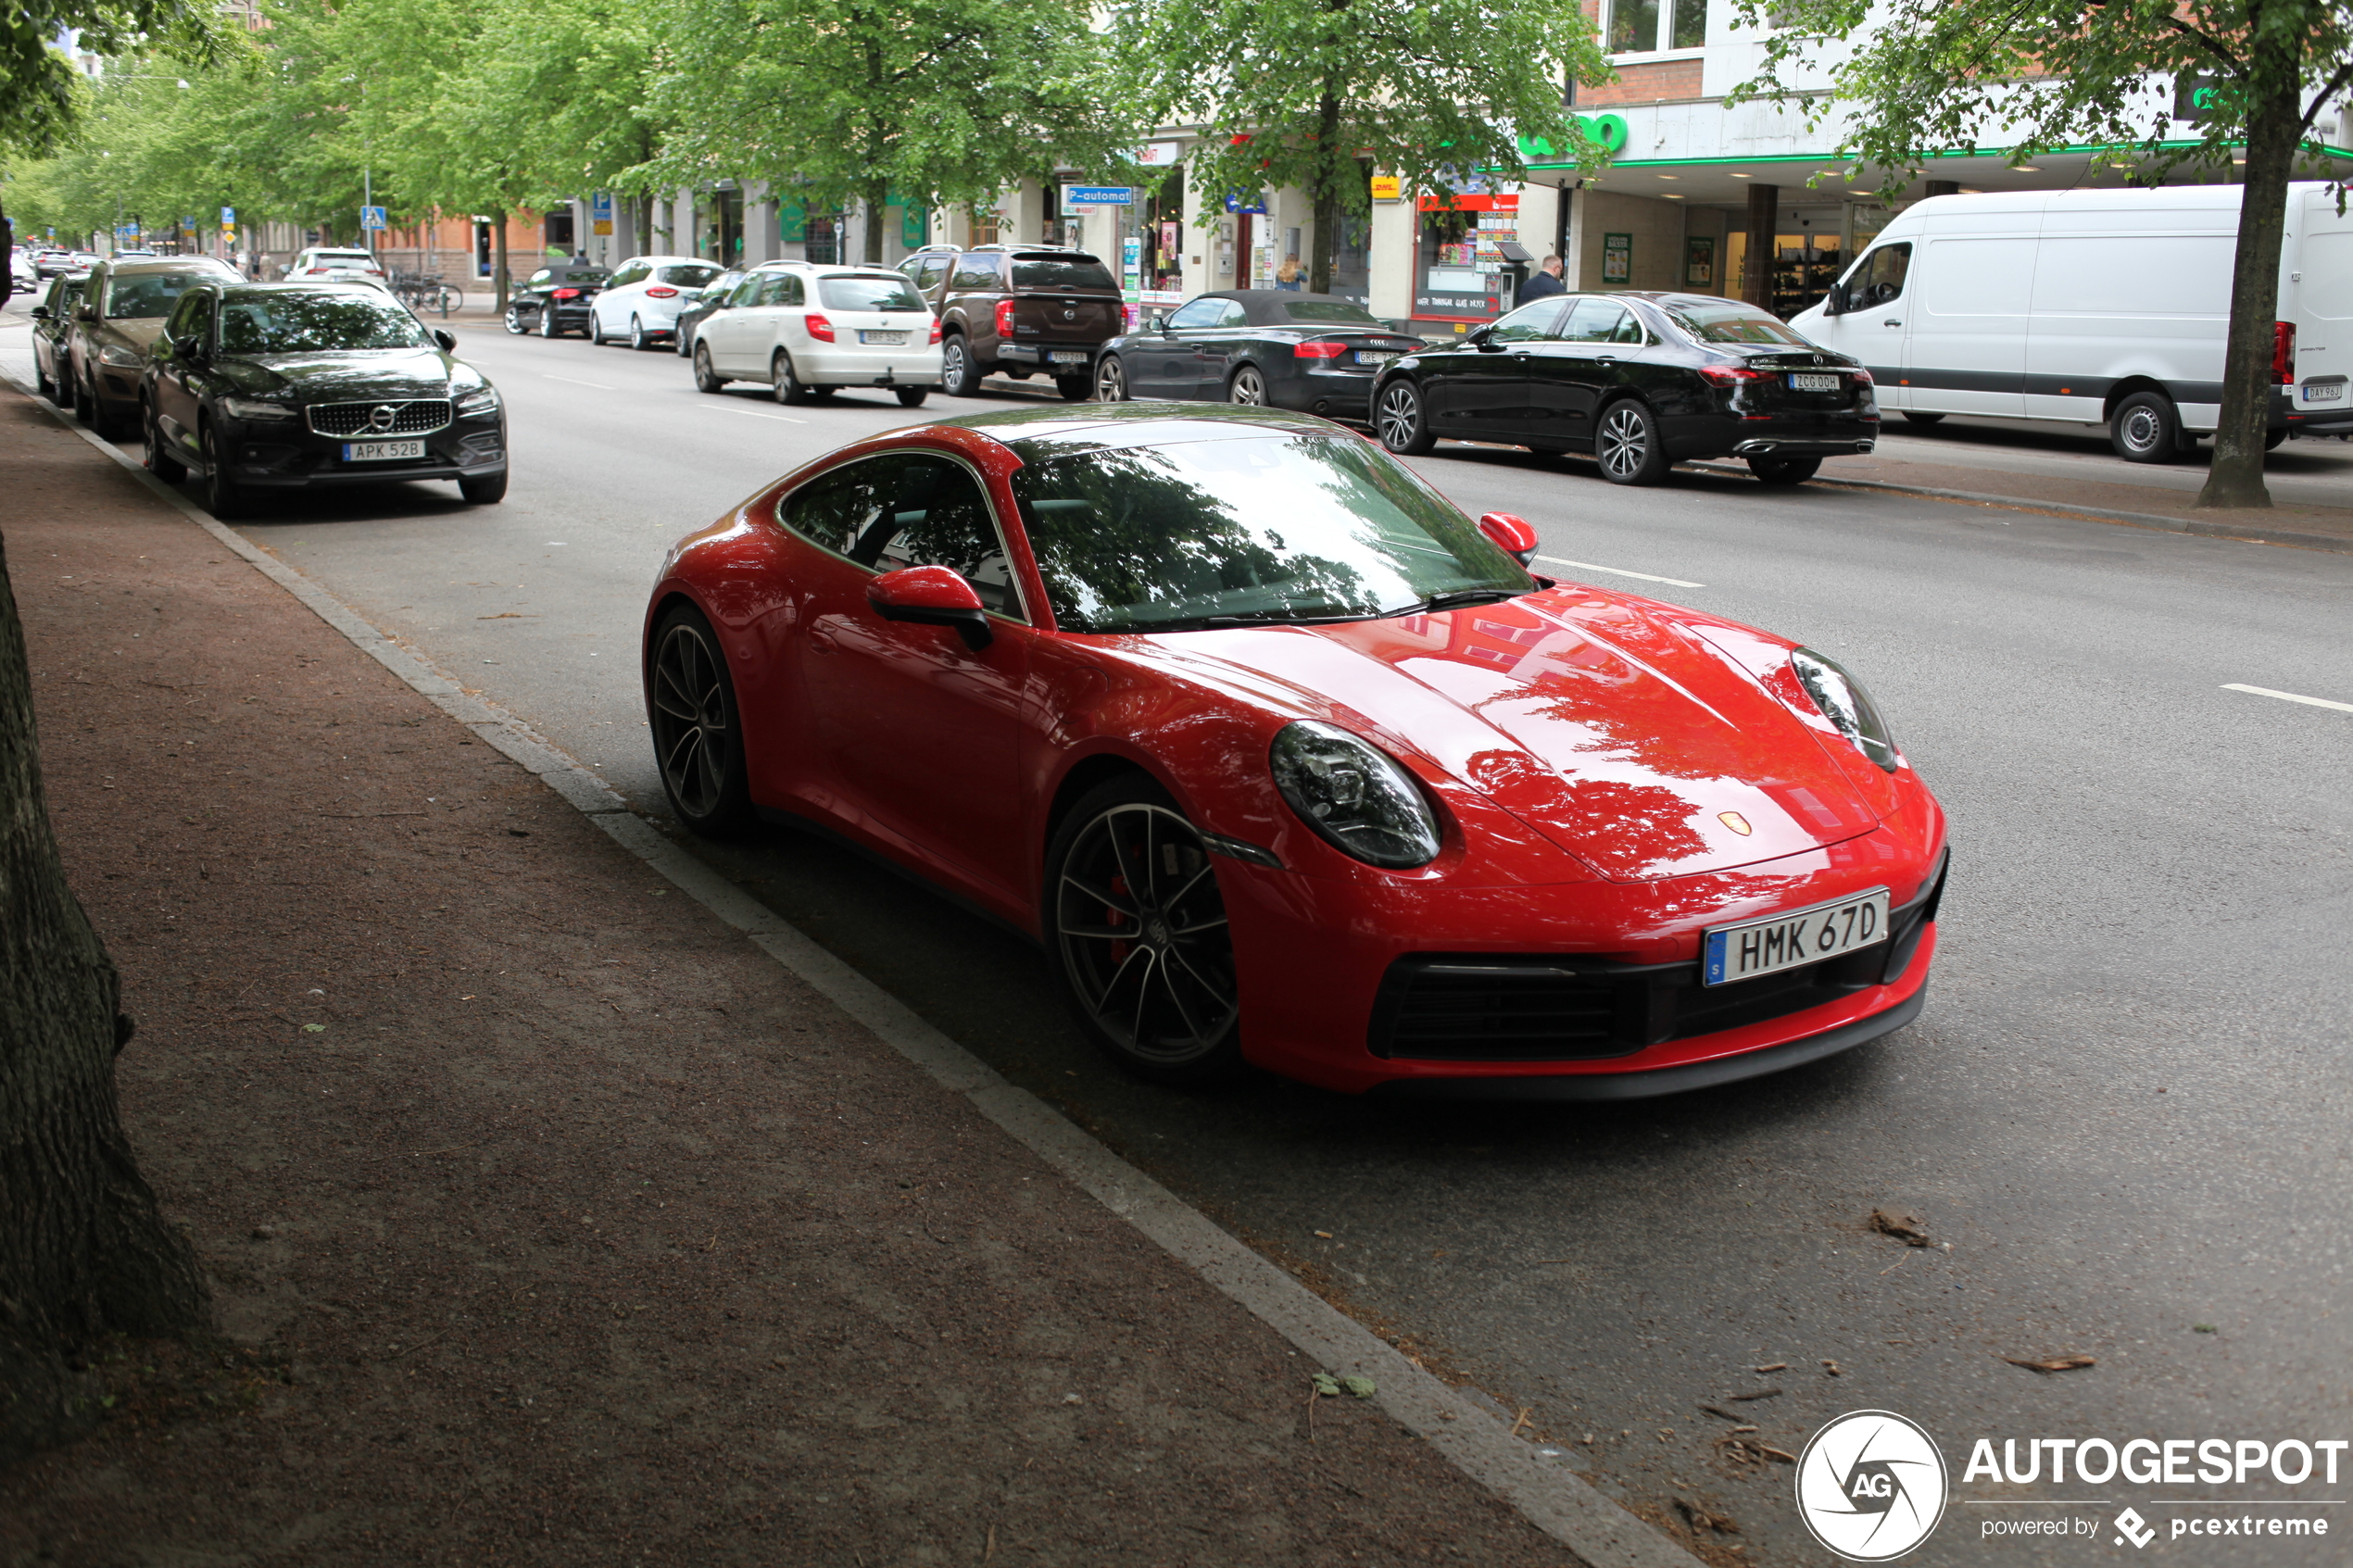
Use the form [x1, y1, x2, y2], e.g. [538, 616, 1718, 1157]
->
[690, 263, 942, 407]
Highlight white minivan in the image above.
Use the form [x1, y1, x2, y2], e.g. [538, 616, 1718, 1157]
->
[1793, 182, 2353, 461]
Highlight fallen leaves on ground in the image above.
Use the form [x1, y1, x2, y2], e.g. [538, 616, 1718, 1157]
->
[2003, 1354, 2096, 1374]
[1716, 1435, 1797, 1465]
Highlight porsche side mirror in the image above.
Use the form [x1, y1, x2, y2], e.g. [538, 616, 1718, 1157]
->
[866, 565, 992, 652]
[1478, 511, 1539, 568]
[434, 328, 458, 351]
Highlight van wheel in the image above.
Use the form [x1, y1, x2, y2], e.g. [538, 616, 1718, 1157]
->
[1899, 411, 1944, 426]
[2110, 392, 2181, 464]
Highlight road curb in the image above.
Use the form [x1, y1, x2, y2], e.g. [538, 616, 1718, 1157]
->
[1683, 460, 2353, 555]
[5, 373, 1701, 1568]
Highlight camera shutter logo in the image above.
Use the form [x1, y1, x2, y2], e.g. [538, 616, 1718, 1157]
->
[1795, 1410, 1948, 1561]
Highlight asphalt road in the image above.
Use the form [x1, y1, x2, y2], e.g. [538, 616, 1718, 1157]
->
[6, 313, 2349, 1565]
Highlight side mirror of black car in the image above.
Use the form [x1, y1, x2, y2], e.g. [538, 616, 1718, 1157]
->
[1469, 326, 1497, 349]
[29, 305, 47, 320]
[76, 304, 98, 322]
[170, 332, 201, 358]
[1153, 317, 1171, 334]
[434, 328, 458, 351]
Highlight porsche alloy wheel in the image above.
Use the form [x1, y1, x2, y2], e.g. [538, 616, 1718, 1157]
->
[1227, 366, 1267, 406]
[648, 606, 752, 835]
[1596, 399, 1668, 485]
[1049, 782, 1241, 1085]
[1375, 379, 1433, 455]
[1094, 355, 1127, 402]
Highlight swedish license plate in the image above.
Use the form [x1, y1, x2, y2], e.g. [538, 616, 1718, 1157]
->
[1050, 350, 1089, 365]
[860, 330, 907, 345]
[1355, 349, 1400, 365]
[2303, 382, 2344, 402]
[1703, 887, 1891, 986]
[1788, 372, 1841, 392]
[341, 439, 424, 462]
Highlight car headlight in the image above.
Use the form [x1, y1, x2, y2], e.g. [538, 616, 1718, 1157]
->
[221, 397, 298, 421]
[97, 344, 143, 367]
[1791, 647, 1899, 772]
[1269, 721, 1441, 868]
[455, 386, 501, 415]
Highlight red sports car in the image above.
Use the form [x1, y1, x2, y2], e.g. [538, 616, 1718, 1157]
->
[642, 403, 1946, 1098]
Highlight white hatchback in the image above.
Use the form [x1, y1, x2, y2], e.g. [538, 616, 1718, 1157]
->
[692, 264, 943, 407]
[289, 246, 386, 280]
[590, 256, 726, 348]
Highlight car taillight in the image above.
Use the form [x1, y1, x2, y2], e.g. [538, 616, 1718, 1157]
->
[928, 317, 943, 345]
[2273, 320, 2295, 384]
[1848, 367, 1873, 385]
[806, 313, 835, 342]
[1698, 364, 1768, 386]
[646, 286, 678, 298]
[552, 288, 579, 300]
[305, 267, 326, 275]
[1293, 340, 1349, 359]
[995, 299, 1016, 337]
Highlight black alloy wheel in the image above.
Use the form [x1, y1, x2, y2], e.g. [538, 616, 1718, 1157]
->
[2109, 391, 2180, 464]
[772, 351, 816, 407]
[1595, 398, 1669, 485]
[1900, 411, 1944, 426]
[1747, 455, 1821, 485]
[895, 386, 929, 408]
[694, 343, 726, 394]
[1046, 776, 1241, 1085]
[504, 305, 525, 334]
[629, 315, 652, 351]
[941, 335, 980, 397]
[1375, 379, 1433, 455]
[198, 421, 245, 521]
[1227, 366, 1267, 406]
[144, 399, 185, 483]
[648, 605, 753, 836]
[538, 305, 559, 339]
[1094, 355, 1127, 402]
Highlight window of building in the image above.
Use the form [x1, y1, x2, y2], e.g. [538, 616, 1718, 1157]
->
[805, 215, 839, 267]
[1608, 0, 1705, 52]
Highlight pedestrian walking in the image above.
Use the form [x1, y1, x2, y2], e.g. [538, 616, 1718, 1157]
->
[1276, 255, 1302, 291]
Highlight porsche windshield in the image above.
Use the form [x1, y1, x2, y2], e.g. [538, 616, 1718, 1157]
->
[220, 292, 434, 354]
[1009, 433, 1529, 633]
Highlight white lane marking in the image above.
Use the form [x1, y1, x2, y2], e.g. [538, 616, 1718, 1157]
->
[541, 374, 616, 390]
[2221, 683, 2353, 714]
[724, 407, 809, 425]
[1535, 555, 1705, 589]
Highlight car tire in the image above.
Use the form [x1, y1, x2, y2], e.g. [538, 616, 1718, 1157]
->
[647, 602, 755, 838]
[1044, 773, 1243, 1087]
[1899, 411, 1944, 427]
[1374, 378, 1434, 455]
[694, 343, 726, 394]
[91, 393, 130, 440]
[676, 324, 695, 358]
[144, 400, 185, 483]
[1595, 398, 1670, 485]
[33, 360, 53, 401]
[459, 469, 508, 504]
[1227, 365, 1267, 406]
[941, 334, 981, 397]
[2263, 428, 2287, 451]
[772, 351, 816, 407]
[504, 305, 525, 335]
[198, 422, 245, 521]
[1095, 355, 1127, 402]
[1747, 455, 1821, 485]
[73, 371, 96, 426]
[2110, 390, 2180, 464]
[895, 386, 929, 408]
[538, 305, 559, 339]
[630, 315, 652, 351]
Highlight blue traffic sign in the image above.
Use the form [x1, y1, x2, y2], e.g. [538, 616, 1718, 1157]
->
[359, 205, 388, 231]
[220, 206, 235, 224]
[1063, 185, 1137, 207]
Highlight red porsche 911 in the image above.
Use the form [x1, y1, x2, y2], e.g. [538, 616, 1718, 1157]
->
[643, 403, 1946, 1098]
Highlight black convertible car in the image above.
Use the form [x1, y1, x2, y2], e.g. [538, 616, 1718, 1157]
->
[503, 261, 610, 338]
[1369, 292, 1878, 484]
[1091, 290, 1424, 420]
[141, 282, 507, 519]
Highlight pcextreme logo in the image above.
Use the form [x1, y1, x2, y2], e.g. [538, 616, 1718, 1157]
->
[1797, 1411, 1951, 1561]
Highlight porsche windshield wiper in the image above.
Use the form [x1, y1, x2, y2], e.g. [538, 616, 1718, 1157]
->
[1189, 610, 1378, 630]
[1383, 587, 1529, 617]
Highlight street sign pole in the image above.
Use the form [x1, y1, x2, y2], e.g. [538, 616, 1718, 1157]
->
[364, 169, 373, 256]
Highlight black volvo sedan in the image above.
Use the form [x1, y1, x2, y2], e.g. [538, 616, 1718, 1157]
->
[1369, 292, 1877, 484]
[1091, 290, 1425, 420]
[141, 282, 508, 520]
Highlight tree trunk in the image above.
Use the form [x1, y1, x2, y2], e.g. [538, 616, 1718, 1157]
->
[0, 535, 209, 1466]
[1309, 89, 1342, 297]
[2196, 37, 2300, 509]
[493, 210, 510, 312]
[864, 176, 889, 265]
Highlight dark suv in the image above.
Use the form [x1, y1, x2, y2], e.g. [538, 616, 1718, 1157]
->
[908, 245, 1123, 400]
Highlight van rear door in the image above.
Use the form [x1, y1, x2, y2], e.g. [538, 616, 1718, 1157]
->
[2290, 190, 2353, 434]
[1904, 234, 2035, 417]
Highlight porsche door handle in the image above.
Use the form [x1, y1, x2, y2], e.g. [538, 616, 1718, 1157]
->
[808, 625, 839, 653]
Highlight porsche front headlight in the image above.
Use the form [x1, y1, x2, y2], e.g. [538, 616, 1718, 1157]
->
[1791, 647, 1898, 772]
[1270, 721, 1441, 868]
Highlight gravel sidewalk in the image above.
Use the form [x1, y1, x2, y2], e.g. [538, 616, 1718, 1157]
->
[0, 386, 1588, 1567]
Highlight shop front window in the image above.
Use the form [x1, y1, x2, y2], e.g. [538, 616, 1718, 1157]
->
[1414, 193, 1519, 323]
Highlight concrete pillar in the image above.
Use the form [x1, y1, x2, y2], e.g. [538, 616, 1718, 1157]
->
[1367, 188, 1416, 322]
[1000, 181, 1046, 246]
[1742, 182, 1779, 308]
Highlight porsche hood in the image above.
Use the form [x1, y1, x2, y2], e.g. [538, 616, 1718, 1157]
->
[1150, 589, 1886, 882]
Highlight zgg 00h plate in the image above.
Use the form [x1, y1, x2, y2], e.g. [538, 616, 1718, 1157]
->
[1703, 887, 1890, 986]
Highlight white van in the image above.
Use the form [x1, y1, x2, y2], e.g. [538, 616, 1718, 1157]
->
[1792, 182, 2353, 461]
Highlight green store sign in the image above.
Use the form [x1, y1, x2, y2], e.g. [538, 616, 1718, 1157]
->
[1519, 115, 1630, 162]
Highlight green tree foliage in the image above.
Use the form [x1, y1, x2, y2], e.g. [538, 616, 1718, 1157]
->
[1731, 0, 2353, 509]
[1121, 0, 1615, 293]
[643, 0, 1132, 263]
[0, 0, 220, 154]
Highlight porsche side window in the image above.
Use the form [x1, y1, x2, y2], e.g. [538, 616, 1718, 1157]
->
[846, 458, 1024, 618]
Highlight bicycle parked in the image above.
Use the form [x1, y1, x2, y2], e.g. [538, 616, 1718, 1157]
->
[390, 270, 463, 318]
